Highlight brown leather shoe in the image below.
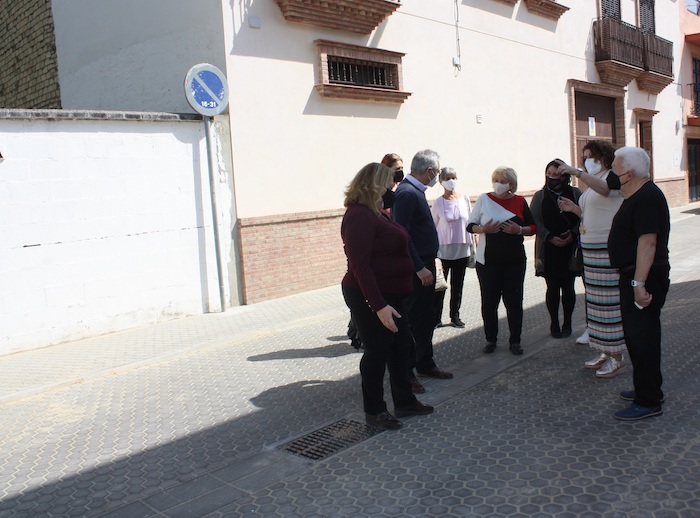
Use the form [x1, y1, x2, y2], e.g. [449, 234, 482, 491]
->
[365, 411, 402, 430]
[417, 367, 454, 379]
[394, 401, 435, 418]
[410, 377, 426, 394]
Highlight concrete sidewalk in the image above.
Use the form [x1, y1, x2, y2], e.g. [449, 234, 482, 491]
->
[1, 202, 699, 518]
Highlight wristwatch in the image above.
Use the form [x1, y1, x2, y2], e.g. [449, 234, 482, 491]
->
[631, 280, 646, 287]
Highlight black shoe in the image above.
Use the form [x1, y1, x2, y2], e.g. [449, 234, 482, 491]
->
[410, 377, 426, 394]
[366, 411, 402, 430]
[613, 403, 663, 421]
[509, 343, 523, 355]
[561, 324, 572, 337]
[619, 390, 665, 404]
[417, 367, 453, 379]
[451, 318, 466, 328]
[394, 401, 435, 418]
[483, 342, 497, 354]
[435, 322, 447, 329]
[619, 389, 635, 401]
[550, 324, 562, 338]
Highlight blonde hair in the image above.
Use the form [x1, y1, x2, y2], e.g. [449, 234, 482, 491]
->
[492, 166, 518, 193]
[344, 163, 393, 215]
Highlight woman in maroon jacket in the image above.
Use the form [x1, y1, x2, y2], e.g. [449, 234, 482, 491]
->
[341, 163, 434, 430]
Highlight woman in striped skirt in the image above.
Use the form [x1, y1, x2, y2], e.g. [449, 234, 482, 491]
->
[557, 140, 627, 378]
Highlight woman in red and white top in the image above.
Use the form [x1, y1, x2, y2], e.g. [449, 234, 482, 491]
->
[467, 166, 537, 356]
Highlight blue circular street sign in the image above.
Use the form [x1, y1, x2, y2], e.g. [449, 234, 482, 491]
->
[184, 63, 230, 116]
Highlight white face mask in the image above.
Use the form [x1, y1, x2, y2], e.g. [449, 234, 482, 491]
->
[493, 182, 510, 195]
[428, 174, 439, 188]
[441, 179, 457, 191]
[585, 158, 602, 175]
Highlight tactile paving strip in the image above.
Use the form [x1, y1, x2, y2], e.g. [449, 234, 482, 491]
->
[280, 419, 383, 461]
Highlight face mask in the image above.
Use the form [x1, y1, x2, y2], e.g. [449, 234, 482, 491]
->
[441, 179, 457, 191]
[585, 158, 602, 175]
[393, 169, 404, 183]
[428, 174, 439, 188]
[606, 171, 622, 190]
[493, 182, 510, 195]
[546, 177, 563, 191]
[381, 189, 396, 209]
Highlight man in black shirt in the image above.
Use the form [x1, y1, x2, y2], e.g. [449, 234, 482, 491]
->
[608, 147, 670, 421]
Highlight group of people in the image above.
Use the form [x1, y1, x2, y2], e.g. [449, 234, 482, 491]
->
[341, 144, 670, 429]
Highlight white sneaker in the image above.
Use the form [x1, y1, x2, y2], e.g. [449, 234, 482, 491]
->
[584, 353, 608, 369]
[576, 329, 590, 344]
[595, 356, 627, 378]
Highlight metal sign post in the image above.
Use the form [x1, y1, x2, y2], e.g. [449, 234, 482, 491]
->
[184, 64, 230, 312]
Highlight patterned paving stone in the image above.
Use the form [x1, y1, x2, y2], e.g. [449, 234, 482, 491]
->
[0, 203, 698, 517]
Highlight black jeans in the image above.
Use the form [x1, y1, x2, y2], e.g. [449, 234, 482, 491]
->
[475, 260, 526, 345]
[405, 258, 437, 373]
[544, 274, 576, 331]
[618, 264, 670, 407]
[342, 286, 417, 415]
[433, 256, 469, 325]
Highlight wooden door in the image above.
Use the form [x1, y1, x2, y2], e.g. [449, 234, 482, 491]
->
[688, 139, 700, 202]
[574, 92, 616, 168]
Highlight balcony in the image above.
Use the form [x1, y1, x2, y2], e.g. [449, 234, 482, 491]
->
[636, 32, 674, 95]
[273, 0, 401, 34]
[593, 17, 673, 94]
[593, 17, 644, 87]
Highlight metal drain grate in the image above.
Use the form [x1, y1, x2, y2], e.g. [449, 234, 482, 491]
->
[280, 419, 383, 461]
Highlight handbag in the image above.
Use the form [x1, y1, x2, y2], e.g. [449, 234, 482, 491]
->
[466, 242, 476, 269]
[435, 267, 448, 291]
[569, 243, 583, 275]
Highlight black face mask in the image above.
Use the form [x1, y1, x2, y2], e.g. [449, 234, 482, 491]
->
[606, 171, 621, 190]
[382, 189, 396, 209]
[393, 169, 404, 183]
[546, 177, 563, 191]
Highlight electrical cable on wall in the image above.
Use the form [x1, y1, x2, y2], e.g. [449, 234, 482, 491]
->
[453, 0, 462, 76]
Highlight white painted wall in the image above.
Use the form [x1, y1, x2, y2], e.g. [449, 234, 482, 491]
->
[0, 117, 232, 354]
[52, 0, 227, 113]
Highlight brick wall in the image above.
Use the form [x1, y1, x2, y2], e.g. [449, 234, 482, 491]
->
[657, 176, 688, 207]
[238, 209, 346, 303]
[0, 0, 61, 109]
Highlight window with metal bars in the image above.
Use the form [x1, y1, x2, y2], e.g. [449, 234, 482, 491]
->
[601, 0, 621, 19]
[639, 0, 655, 33]
[328, 57, 397, 90]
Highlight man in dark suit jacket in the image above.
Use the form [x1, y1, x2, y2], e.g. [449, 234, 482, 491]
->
[393, 149, 454, 392]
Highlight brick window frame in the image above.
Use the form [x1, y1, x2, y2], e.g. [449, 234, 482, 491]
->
[315, 40, 411, 103]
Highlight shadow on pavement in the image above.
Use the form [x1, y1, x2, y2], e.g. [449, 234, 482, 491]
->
[1, 279, 698, 517]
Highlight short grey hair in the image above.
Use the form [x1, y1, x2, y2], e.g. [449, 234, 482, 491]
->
[492, 166, 518, 193]
[411, 149, 440, 175]
[614, 146, 650, 178]
[440, 167, 457, 181]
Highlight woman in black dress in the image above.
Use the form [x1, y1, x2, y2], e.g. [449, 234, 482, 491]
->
[531, 159, 582, 338]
